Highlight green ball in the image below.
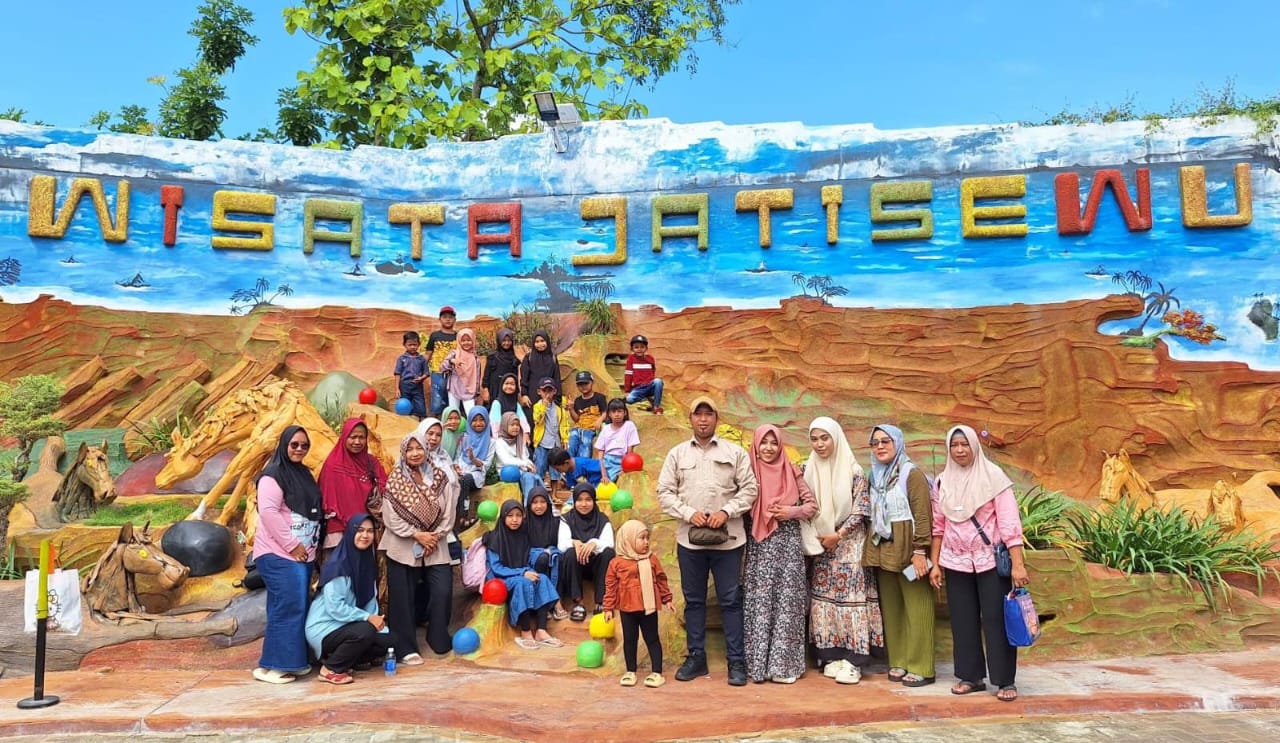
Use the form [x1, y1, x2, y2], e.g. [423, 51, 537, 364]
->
[576, 640, 605, 668]
[477, 500, 499, 522]
[609, 490, 633, 511]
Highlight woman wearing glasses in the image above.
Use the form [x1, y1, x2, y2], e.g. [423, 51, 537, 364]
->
[252, 426, 323, 684]
[862, 424, 935, 688]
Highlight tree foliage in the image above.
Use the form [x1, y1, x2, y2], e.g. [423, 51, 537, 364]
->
[0, 374, 67, 481]
[284, 0, 739, 147]
[1026, 78, 1280, 137]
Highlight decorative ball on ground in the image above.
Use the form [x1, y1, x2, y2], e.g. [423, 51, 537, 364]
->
[588, 612, 616, 639]
[597, 481, 618, 500]
[394, 397, 413, 415]
[576, 640, 605, 668]
[481, 578, 509, 605]
[452, 627, 481, 655]
[357, 386, 377, 405]
[159, 520, 233, 577]
[477, 500, 499, 522]
[621, 452, 644, 473]
[499, 464, 521, 483]
[608, 490, 633, 511]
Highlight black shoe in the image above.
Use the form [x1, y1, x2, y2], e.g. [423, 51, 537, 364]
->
[727, 660, 748, 687]
[675, 653, 709, 682]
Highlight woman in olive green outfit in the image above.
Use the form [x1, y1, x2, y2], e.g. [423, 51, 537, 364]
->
[862, 423, 935, 687]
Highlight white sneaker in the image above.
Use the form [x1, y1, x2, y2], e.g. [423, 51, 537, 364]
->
[822, 659, 850, 679]
[771, 675, 798, 684]
[835, 664, 862, 685]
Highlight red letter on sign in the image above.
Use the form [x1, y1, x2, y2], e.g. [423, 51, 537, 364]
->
[1054, 168, 1152, 235]
[468, 202, 522, 260]
[161, 185, 184, 246]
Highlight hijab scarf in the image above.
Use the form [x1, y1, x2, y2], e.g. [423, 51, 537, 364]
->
[461, 407, 493, 462]
[749, 424, 804, 543]
[494, 373, 521, 416]
[318, 419, 388, 534]
[487, 329, 520, 397]
[803, 417, 860, 535]
[257, 425, 323, 522]
[440, 405, 466, 459]
[452, 328, 480, 397]
[523, 329, 560, 396]
[414, 417, 457, 481]
[483, 499, 530, 569]
[383, 431, 444, 532]
[524, 486, 560, 548]
[316, 513, 377, 606]
[938, 424, 1013, 522]
[563, 482, 610, 542]
[615, 520, 657, 614]
[868, 423, 912, 541]
[497, 411, 526, 451]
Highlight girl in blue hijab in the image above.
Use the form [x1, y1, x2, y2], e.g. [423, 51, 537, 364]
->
[454, 407, 494, 531]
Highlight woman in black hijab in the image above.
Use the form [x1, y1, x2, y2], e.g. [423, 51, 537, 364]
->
[482, 328, 521, 404]
[483, 499, 563, 649]
[518, 329, 561, 420]
[558, 481, 615, 621]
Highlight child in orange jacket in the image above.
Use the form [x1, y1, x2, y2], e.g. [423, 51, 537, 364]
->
[603, 519, 674, 688]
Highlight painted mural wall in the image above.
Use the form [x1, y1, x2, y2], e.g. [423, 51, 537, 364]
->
[1, 116, 1276, 369]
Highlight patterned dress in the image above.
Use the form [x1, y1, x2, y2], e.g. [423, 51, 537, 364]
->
[809, 474, 885, 666]
[743, 518, 809, 681]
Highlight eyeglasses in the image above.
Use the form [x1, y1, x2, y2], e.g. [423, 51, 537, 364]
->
[869, 438, 894, 447]
[288, 442, 311, 451]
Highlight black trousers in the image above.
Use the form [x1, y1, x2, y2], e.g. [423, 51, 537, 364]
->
[385, 560, 453, 658]
[455, 478, 481, 531]
[320, 620, 394, 674]
[518, 603, 551, 631]
[560, 547, 615, 605]
[945, 567, 1017, 687]
[619, 610, 663, 673]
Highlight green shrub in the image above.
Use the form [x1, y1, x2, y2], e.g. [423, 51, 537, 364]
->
[502, 302, 560, 349]
[1067, 498, 1280, 609]
[316, 394, 346, 435]
[1016, 485, 1082, 550]
[127, 414, 192, 456]
[576, 297, 617, 335]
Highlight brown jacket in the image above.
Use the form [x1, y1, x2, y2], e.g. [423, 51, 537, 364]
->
[602, 554, 674, 614]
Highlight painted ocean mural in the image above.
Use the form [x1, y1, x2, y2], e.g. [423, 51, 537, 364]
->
[1, 116, 1278, 367]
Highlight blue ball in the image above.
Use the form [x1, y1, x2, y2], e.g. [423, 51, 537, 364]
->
[394, 397, 413, 415]
[452, 627, 481, 655]
[500, 464, 521, 483]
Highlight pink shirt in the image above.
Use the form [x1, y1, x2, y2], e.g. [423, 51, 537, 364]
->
[253, 475, 320, 562]
[930, 486, 1023, 574]
[595, 421, 640, 456]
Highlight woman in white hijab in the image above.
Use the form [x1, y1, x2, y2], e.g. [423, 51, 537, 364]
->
[804, 417, 884, 686]
[928, 424, 1028, 702]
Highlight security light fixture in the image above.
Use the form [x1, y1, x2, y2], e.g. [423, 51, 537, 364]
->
[533, 91, 560, 124]
[532, 91, 581, 154]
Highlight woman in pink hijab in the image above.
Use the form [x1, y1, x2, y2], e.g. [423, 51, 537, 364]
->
[928, 424, 1028, 702]
[741, 424, 816, 684]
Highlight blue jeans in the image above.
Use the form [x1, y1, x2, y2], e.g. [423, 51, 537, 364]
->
[677, 544, 745, 663]
[567, 428, 596, 459]
[533, 447, 560, 485]
[518, 471, 543, 506]
[429, 372, 448, 417]
[400, 385, 426, 418]
[626, 380, 663, 408]
[256, 553, 312, 673]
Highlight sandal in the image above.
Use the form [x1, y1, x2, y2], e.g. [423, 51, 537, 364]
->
[319, 667, 354, 685]
[620, 671, 637, 687]
[901, 673, 936, 688]
[997, 685, 1019, 702]
[538, 636, 564, 648]
[515, 636, 541, 650]
[644, 673, 665, 688]
[887, 667, 907, 683]
[401, 653, 425, 666]
[570, 603, 587, 622]
[252, 667, 296, 684]
[951, 680, 988, 695]
[551, 606, 570, 621]
[594, 604, 605, 615]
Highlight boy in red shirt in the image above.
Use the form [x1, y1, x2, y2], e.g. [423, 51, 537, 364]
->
[623, 335, 664, 414]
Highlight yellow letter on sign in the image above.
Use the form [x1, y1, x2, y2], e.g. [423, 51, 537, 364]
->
[211, 190, 276, 250]
[734, 188, 793, 248]
[1180, 164, 1252, 228]
[304, 199, 363, 256]
[388, 203, 445, 260]
[27, 176, 130, 242]
[575, 197, 628, 267]
[651, 194, 709, 253]
[870, 181, 933, 241]
[960, 175, 1027, 238]
[821, 185, 843, 245]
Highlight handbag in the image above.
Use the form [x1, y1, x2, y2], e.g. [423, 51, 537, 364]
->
[688, 524, 733, 546]
[798, 518, 824, 557]
[1003, 587, 1042, 647]
[24, 568, 82, 635]
[365, 459, 384, 516]
[970, 515, 1012, 578]
[461, 537, 488, 591]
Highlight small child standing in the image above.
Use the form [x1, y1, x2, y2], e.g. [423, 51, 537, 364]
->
[440, 328, 482, 414]
[623, 334, 664, 415]
[532, 378, 571, 486]
[425, 306, 459, 417]
[604, 520, 674, 688]
[568, 371, 607, 459]
[393, 331, 428, 418]
[595, 398, 640, 483]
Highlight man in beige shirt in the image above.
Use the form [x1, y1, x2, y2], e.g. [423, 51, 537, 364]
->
[657, 396, 758, 687]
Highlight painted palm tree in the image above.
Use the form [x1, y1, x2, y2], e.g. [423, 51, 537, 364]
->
[229, 277, 294, 315]
[1133, 282, 1179, 333]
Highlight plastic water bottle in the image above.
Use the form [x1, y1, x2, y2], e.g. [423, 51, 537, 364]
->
[384, 647, 396, 677]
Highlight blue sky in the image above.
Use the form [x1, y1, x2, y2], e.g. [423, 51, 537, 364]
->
[2, 1, 1276, 137]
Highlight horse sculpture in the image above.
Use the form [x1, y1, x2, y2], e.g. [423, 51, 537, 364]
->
[1207, 480, 1247, 533]
[1097, 449, 1157, 509]
[82, 521, 190, 620]
[51, 440, 118, 522]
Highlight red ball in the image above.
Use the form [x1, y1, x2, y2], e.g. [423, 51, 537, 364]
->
[621, 452, 644, 473]
[481, 578, 509, 605]
[357, 387, 377, 405]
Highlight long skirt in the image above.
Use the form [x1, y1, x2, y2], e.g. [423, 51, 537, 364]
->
[743, 520, 809, 682]
[809, 522, 884, 667]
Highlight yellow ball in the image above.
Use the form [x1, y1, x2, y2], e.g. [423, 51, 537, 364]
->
[588, 612, 616, 639]
[597, 482, 619, 500]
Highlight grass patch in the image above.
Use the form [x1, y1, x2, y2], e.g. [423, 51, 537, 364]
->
[82, 496, 228, 527]
[1067, 498, 1280, 609]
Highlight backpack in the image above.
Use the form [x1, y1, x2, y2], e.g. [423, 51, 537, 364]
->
[461, 538, 488, 592]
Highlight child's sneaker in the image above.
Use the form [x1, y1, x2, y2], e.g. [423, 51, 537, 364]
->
[652, 406, 664, 415]
[644, 673, 665, 688]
